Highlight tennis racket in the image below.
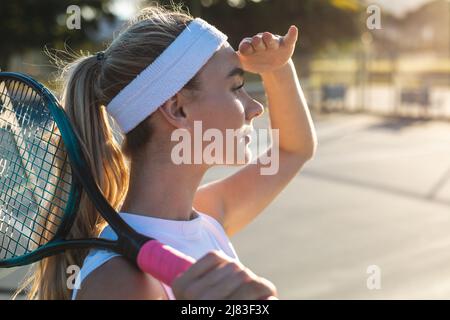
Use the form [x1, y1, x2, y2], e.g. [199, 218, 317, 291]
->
[0, 72, 196, 289]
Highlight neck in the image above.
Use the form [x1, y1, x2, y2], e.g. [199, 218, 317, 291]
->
[121, 151, 207, 221]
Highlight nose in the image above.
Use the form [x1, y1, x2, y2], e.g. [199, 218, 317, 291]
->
[244, 95, 264, 121]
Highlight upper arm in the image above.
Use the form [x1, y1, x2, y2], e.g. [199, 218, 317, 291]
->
[75, 256, 168, 300]
[194, 148, 307, 237]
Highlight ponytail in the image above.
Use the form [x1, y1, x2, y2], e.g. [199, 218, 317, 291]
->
[16, 55, 129, 300]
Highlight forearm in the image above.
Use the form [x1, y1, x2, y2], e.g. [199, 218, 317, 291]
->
[260, 59, 317, 158]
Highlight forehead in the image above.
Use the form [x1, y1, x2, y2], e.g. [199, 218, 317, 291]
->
[197, 42, 241, 81]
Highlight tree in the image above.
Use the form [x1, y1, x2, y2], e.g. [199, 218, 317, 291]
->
[159, 0, 362, 54]
[0, 0, 115, 69]
[0, 0, 362, 70]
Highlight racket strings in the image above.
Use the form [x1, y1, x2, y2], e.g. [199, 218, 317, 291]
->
[0, 79, 73, 260]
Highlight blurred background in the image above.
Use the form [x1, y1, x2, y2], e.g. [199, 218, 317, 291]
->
[0, 0, 449, 299]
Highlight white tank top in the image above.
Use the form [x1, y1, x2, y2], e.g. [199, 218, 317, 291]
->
[71, 211, 239, 300]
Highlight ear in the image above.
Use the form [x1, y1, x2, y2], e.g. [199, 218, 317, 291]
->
[157, 92, 190, 130]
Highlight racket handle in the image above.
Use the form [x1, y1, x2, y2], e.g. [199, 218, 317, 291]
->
[136, 239, 277, 300]
[137, 240, 195, 286]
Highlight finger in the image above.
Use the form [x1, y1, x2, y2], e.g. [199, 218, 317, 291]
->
[262, 32, 280, 50]
[251, 35, 266, 52]
[228, 278, 276, 300]
[195, 262, 242, 299]
[218, 267, 253, 299]
[283, 25, 298, 46]
[173, 251, 229, 290]
[257, 277, 278, 298]
[184, 261, 235, 298]
[189, 251, 230, 279]
[239, 39, 254, 55]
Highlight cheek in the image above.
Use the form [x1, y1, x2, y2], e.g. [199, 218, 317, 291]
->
[198, 93, 245, 131]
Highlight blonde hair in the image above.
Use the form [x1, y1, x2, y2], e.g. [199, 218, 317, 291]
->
[15, 3, 202, 300]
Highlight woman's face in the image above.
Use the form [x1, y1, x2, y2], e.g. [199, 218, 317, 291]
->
[184, 42, 264, 165]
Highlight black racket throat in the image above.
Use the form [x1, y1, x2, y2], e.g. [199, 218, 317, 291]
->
[68, 167, 150, 263]
[69, 152, 150, 260]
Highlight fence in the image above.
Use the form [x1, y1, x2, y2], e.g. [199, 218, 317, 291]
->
[304, 55, 450, 120]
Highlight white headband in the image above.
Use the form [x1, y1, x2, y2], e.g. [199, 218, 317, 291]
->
[106, 18, 228, 133]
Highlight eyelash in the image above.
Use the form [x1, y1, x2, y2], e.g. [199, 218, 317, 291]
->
[232, 82, 245, 92]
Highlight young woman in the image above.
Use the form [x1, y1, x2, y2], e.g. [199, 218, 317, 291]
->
[22, 4, 316, 300]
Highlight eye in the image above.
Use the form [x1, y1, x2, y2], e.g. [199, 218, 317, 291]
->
[232, 82, 245, 93]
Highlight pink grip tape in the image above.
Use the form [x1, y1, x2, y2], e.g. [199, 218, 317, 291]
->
[137, 240, 277, 299]
[136, 240, 195, 286]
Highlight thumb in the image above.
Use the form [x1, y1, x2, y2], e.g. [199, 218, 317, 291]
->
[283, 25, 298, 46]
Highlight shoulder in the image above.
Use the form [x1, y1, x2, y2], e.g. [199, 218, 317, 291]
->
[199, 212, 227, 235]
[75, 256, 168, 300]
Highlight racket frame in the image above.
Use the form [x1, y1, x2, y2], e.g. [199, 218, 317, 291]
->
[0, 72, 149, 268]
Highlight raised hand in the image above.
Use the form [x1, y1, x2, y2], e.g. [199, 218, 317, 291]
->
[237, 25, 298, 75]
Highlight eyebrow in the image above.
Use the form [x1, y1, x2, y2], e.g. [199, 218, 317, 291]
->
[226, 67, 244, 79]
